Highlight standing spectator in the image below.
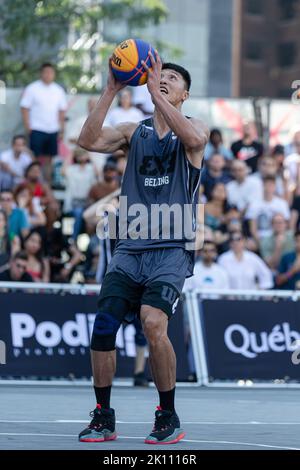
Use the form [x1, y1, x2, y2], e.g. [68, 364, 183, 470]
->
[231, 121, 264, 173]
[246, 176, 290, 243]
[183, 240, 229, 290]
[105, 88, 144, 127]
[200, 153, 231, 200]
[226, 160, 261, 212]
[260, 213, 295, 271]
[14, 183, 46, 230]
[204, 128, 233, 162]
[0, 190, 29, 239]
[24, 162, 60, 231]
[0, 135, 33, 189]
[204, 183, 229, 232]
[0, 209, 20, 269]
[20, 63, 67, 183]
[63, 148, 96, 241]
[0, 251, 33, 282]
[276, 231, 300, 290]
[23, 230, 50, 282]
[218, 232, 273, 290]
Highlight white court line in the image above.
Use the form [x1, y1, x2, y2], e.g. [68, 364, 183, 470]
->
[0, 433, 299, 450]
[2, 420, 300, 425]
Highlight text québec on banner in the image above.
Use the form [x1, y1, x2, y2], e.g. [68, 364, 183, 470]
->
[200, 298, 300, 382]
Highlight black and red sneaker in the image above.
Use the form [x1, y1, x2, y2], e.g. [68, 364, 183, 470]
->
[145, 406, 185, 445]
[79, 404, 117, 442]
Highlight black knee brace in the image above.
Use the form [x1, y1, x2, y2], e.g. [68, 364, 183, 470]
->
[91, 297, 129, 351]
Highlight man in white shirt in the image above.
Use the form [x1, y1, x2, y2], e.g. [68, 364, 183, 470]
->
[226, 160, 261, 212]
[0, 135, 32, 188]
[132, 84, 154, 118]
[105, 88, 144, 127]
[183, 240, 229, 291]
[248, 155, 285, 198]
[246, 175, 290, 242]
[20, 63, 67, 183]
[218, 232, 273, 290]
[284, 130, 300, 189]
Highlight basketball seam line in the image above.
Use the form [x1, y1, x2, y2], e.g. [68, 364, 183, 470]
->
[115, 42, 141, 73]
[120, 53, 152, 85]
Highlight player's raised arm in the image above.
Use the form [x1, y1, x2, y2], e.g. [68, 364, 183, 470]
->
[78, 58, 137, 153]
[142, 51, 209, 168]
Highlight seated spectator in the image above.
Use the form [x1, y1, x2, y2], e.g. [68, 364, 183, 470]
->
[0, 135, 33, 189]
[105, 88, 144, 127]
[200, 153, 231, 200]
[0, 209, 20, 269]
[260, 213, 295, 271]
[183, 240, 229, 290]
[226, 160, 261, 212]
[246, 176, 290, 244]
[291, 193, 300, 232]
[24, 161, 60, 231]
[276, 231, 300, 290]
[14, 183, 46, 230]
[47, 227, 82, 283]
[0, 251, 33, 282]
[248, 155, 286, 199]
[218, 232, 273, 290]
[283, 129, 300, 190]
[88, 160, 120, 203]
[0, 190, 29, 239]
[23, 230, 50, 282]
[215, 205, 244, 253]
[83, 234, 101, 283]
[204, 128, 233, 162]
[204, 183, 229, 231]
[62, 147, 96, 241]
[132, 84, 154, 118]
[231, 121, 264, 173]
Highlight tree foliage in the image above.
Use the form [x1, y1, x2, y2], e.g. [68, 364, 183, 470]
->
[0, 0, 171, 91]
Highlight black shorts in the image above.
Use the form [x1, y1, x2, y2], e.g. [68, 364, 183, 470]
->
[30, 130, 58, 157]
[98, 248, 193, 319]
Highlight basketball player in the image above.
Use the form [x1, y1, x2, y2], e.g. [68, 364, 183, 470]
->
[78, 50, 208, 444]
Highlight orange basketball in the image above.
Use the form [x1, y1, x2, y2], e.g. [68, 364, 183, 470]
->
[111, 38, 155, 86]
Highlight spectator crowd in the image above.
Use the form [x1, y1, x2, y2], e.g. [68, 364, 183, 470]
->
[1, 62, 300, 292]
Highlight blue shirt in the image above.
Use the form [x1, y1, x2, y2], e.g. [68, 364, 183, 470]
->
[8, 207, 29, 238]
[277, 252, 300, 290]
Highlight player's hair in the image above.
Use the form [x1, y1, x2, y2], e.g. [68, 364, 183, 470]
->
[162, 63, 191, 91]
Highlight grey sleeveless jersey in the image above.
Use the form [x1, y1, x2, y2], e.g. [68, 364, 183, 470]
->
[115, 118, 201, 253]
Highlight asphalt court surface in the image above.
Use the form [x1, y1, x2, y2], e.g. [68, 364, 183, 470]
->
[1, 385, 300, 450]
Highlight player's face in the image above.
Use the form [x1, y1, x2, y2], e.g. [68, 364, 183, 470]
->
[160, 69, 189, 106]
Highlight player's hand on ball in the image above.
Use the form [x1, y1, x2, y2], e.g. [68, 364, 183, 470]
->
[107, 56, 126, 93]
[141, 50, 162, 96]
